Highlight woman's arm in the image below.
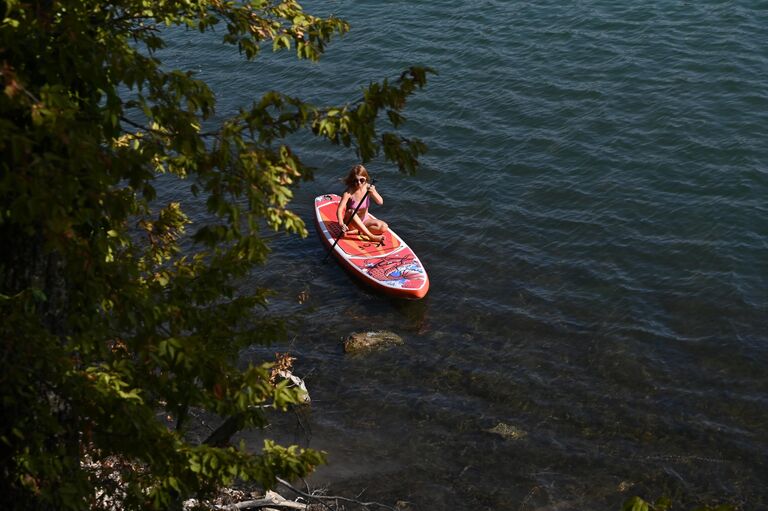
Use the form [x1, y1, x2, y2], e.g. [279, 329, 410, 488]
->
[337, 192, 350, 230]
[368, 184, 383, 205]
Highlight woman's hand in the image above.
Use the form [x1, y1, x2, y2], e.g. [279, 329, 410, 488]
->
[339, 222, 348, 232]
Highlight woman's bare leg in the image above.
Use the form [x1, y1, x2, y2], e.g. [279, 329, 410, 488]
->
[347, 213, 384, 242]
[365, 215, 388, 236]
[363, 214, 387, 243]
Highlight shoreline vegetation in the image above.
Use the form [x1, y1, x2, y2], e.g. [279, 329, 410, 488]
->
[1, 0, 431, 509]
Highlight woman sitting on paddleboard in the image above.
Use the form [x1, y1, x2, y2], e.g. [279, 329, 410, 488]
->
[337, 164, 388, 243]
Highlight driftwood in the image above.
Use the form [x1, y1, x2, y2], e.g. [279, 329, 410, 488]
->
[186, 482, 405, 511]
[214, 490, 308, 510]
[276, 478, 404, 511]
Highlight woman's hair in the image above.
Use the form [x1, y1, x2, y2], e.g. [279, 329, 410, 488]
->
[343, 164, 370, 188]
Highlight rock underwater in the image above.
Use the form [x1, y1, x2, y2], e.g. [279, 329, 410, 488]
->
[343, 331, 405, 354]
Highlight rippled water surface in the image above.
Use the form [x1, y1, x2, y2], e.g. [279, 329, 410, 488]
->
[162, 1, 768, 509]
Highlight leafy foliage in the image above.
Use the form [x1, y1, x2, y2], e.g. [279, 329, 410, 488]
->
[0, 1, 432, 509]
[623, 496, 736, 511]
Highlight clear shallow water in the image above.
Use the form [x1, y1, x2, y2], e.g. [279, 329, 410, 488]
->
[160, 1, 767, 509]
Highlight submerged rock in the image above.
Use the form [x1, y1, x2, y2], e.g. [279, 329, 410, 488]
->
[485, 422, 527, 440]
[343, 330, 404, 354]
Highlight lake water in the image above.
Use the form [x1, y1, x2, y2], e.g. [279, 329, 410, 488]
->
[161, 1, 768, 509]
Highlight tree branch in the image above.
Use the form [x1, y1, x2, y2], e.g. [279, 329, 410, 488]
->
[203, 413, 247, 447]
[276, 478, 400, 511]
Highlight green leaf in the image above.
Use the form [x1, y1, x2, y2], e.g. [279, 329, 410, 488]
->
[623, 497, 650, 511]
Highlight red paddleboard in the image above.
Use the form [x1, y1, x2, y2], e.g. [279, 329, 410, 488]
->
[314, 194, 430, 299]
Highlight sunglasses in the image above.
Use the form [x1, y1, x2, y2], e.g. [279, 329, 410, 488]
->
[356, 177, 367, 183]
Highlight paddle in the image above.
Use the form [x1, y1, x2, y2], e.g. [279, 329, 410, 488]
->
[323, 178, 377, 263]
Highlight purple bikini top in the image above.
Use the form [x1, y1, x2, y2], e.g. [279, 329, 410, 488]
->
[346, 194, 370, 210]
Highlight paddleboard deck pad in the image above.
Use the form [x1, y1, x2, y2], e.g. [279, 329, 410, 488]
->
[314, 194, 429, 299]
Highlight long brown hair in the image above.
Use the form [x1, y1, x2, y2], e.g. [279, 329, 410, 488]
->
[343, 164, 370, 189]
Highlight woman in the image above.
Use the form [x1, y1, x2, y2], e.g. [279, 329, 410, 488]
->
[336, 164, 388, 243]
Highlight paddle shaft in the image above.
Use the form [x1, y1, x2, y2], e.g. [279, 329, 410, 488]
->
[323, 179, 377, 263]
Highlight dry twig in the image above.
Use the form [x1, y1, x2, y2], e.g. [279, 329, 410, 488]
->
[276, 477, 401, 511]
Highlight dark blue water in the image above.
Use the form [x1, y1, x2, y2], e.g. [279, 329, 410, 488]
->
[161, 1, 768, 509]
